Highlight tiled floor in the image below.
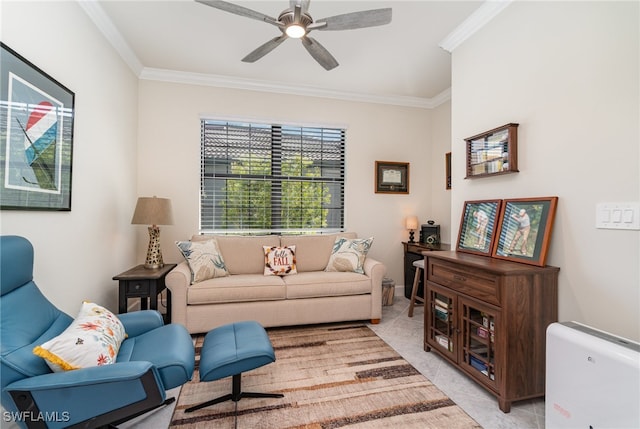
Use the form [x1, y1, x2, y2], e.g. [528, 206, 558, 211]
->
[112, 285, 547, 428]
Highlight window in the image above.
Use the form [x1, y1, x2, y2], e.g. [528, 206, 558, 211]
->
[200, 119, 345, 234]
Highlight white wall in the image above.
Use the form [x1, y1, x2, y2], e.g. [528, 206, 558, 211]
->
[451, 1, 639, 340]
[0, 1, 139, 315]
[135, 80, 437, 285]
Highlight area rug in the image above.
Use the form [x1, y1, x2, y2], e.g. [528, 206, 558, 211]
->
[170, 323, 481, 429]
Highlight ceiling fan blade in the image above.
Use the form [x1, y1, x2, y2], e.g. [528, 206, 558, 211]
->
[289, 0, 310, 14]
[242, 35, 288, 63]
[196, 0, 280, 26]
[316, 8, 392, 31]
[301, 36, 338, 71]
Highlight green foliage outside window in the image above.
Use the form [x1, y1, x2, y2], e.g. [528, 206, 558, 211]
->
[221, 154, 330, 230]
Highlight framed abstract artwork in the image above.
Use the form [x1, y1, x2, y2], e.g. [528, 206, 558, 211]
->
[1, 43, 75, 210]
[492, 197, 558, 266]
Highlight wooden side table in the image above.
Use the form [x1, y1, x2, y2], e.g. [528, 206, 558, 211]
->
[113, 263, 176, 324]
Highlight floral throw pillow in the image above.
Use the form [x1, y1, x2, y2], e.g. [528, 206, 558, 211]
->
[176, 239, 229, 284]
[263, 245, 297, 276]
[325, 237, 374, 274]
[33, 302, 126, 372]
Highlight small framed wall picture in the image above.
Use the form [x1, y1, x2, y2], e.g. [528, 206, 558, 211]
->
[375, 161, 409, 194]
[445, 152, 452, 190]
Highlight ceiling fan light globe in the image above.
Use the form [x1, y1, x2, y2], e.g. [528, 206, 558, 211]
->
[286, 24, 306, 38]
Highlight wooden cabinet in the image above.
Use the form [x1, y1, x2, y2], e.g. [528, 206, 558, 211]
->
[465, 123, 518, 178]
[423, 251, 559, 413]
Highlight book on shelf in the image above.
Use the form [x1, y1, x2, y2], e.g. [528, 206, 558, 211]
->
[435, 298, 448, 309]
[469, 355, 495, 380]
[435, 334, 453, 352]
[471, 360, 495, 379]
[477, 326, 489, 338]
[435, 306, 449, 322]
[435, 304, 448, 314]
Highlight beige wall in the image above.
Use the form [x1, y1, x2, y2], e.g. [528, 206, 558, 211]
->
[451, 1, 639, 340]
[0, 1, 139, 315]
[136, 80, 440, 285]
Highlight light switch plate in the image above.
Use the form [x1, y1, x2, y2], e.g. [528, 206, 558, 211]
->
[596, 202, 640, 230]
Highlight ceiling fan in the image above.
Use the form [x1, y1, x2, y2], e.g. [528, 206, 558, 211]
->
[195, 0, 392, 71]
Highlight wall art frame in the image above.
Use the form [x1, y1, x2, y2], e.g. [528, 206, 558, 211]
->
[456, 199, 502, 256]
[492, 196, 558, 266]
[375, 161, 409, 194]
[1, 43, 75, 211]
[445, 152, 452, 190]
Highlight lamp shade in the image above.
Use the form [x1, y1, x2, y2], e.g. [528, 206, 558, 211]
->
[131, 197, 174, 226]
[405, 216, 418, 230]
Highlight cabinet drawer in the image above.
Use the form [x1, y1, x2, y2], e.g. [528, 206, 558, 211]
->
[126, 280, 150, 296]
[427, 259, 500, 306]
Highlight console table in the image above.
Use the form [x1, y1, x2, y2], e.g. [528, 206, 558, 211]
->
[423, 251, 559, 412]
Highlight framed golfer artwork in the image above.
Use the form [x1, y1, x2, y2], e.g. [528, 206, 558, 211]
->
[456, 199, 502, 257]
[492, 197, 558, 266]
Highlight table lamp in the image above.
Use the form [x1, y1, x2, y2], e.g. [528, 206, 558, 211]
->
[405, 215, 418, 243]
[131, 196, 174, 269]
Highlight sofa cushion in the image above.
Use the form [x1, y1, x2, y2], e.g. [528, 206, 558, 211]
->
[283, 272, 371, 299]
[193, 235, 280, 275]
[187, 274, 286, 304]
[325, 237, 374, 274]
[176, 239, 229, 284]
[280, 232, 357, 272]
[263, 245, 297, 276]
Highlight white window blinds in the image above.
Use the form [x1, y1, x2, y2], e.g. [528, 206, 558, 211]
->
[200, 119, 345, 234]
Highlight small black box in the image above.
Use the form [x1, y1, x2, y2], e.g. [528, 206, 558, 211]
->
[420, 223, 440, 245]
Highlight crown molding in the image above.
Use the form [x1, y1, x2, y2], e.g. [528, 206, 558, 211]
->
[140, 68, 449, 109]
[439, 0, 513, 53]
[80, 0, 449, 109]
[77, 0, 143, 75]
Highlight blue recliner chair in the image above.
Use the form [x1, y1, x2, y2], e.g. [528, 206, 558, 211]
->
[0, 235, 195, 428]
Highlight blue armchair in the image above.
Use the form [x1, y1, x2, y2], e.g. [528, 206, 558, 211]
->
[0, 236, 195, 428]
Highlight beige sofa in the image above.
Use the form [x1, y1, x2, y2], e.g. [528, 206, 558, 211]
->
[166, 233, 386, 334]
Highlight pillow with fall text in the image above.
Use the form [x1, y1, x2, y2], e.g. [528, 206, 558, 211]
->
[263, 245, 297, 276]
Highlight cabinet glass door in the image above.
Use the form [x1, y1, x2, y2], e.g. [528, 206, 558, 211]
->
[460, 297, 499, 388]
[425, 282, 456, 361]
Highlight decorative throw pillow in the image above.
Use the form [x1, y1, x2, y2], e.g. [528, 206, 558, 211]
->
[325, 237, 374, 274]
[176, 239, 229, 284]
[263, 245, 297, 276]
[33, 302, 126, 372]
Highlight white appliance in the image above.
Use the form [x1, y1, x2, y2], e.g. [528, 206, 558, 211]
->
[546, 321, 640, 429]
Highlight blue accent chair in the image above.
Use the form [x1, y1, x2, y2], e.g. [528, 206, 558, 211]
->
[0, 236, 195, 428]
